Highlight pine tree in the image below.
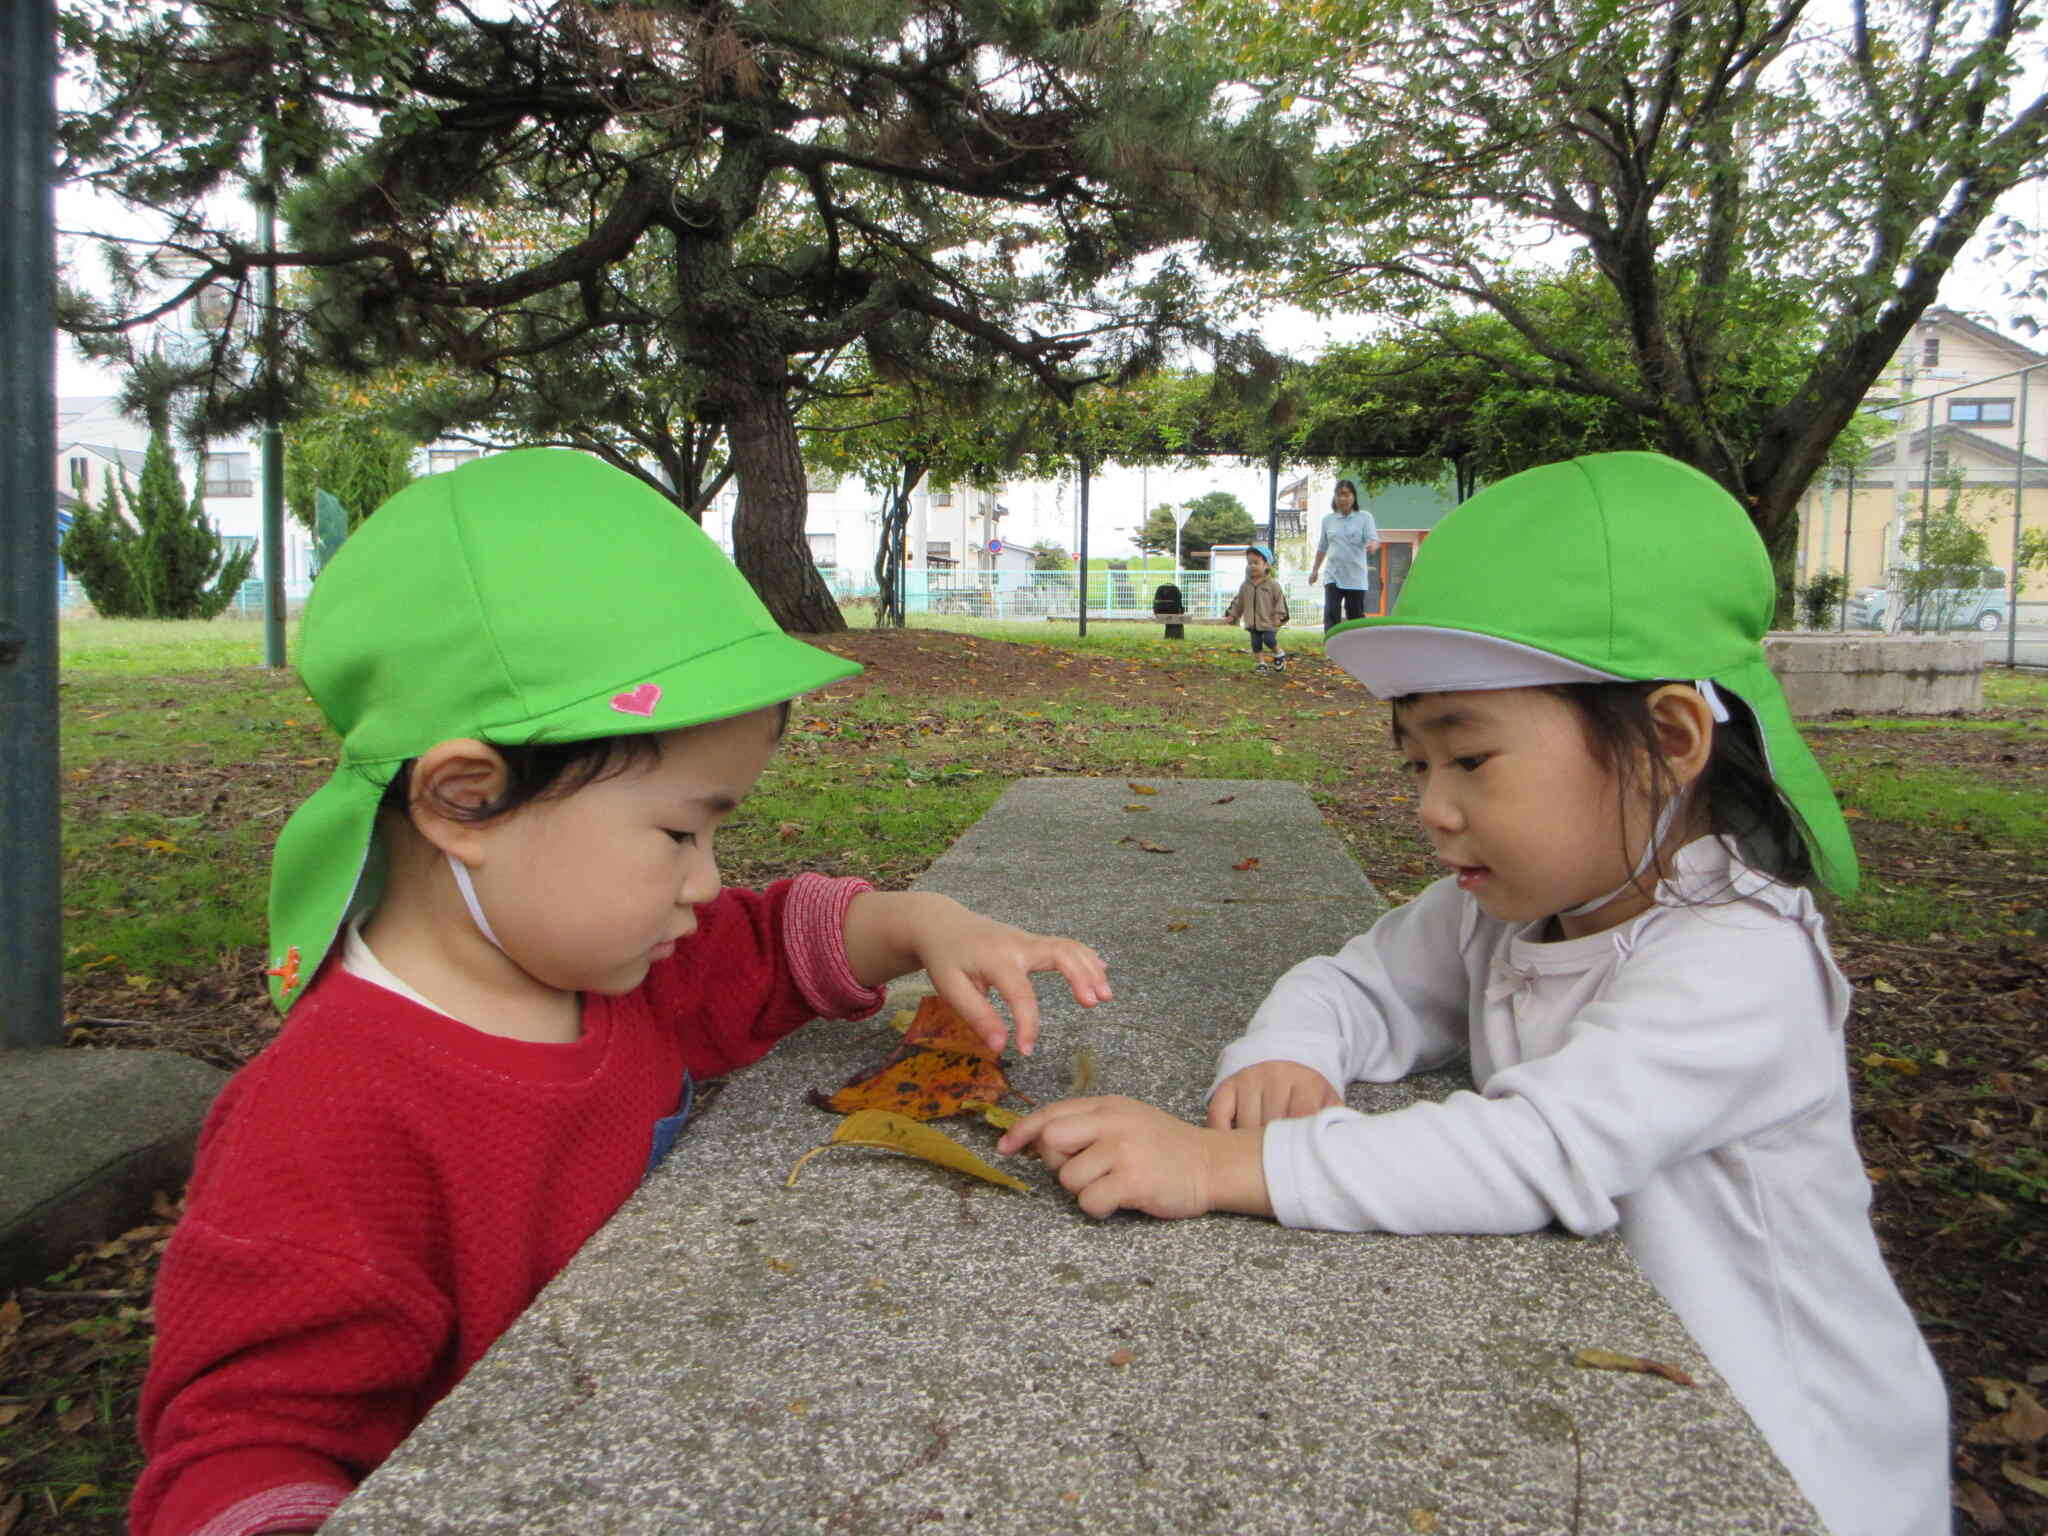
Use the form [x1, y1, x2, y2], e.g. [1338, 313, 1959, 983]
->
[57, 431, 256, 619]
[59, 475, 146, 617]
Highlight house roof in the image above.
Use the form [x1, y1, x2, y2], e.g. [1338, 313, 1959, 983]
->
[1921, 306, 2048, 365]
[1863, 420, 2048, 471]
[61, 441, 149, 477]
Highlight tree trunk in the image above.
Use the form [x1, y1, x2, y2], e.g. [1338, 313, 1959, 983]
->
[874, 457, 926, 629]
[719, 377, 845, 634]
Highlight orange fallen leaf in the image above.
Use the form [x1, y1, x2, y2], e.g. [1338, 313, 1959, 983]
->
[58, 1401, 95, 1433]
[1233, 857, 1260, 871]
[1165, 921, 1189, 933]
[1108, 1347, 1136, 1368]
[1573, 1346, 1696, 1386]
[1136, 841, 1174, 854]
[1127, 782, 1157, 794]
[810, 996, 1008, 1120]
[1862, 1052, 1920, 1075]
[1123, 803, 1149, 812]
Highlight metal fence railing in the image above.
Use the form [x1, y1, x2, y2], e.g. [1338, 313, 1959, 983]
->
[57, 576, 315, 618]
[823, 568, 1320, 623]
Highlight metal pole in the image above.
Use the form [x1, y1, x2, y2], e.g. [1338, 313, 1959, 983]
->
[2011, 368, 2030, 667]
[1266, 451, 1279, 549]
[258, 188, 287, 667]
[1076, 449, 1090, 640]
[1, 0, 62, 1047]
[1841, 474, 1855, 632]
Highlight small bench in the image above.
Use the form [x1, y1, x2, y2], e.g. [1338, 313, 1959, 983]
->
[328, 779, 1821, 1533]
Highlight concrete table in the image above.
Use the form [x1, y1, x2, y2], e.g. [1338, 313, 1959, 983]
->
[329, 779, 1818, 1534]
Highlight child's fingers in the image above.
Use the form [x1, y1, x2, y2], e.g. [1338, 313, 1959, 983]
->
[995, 1095, 1113, 1162]
[1205, 1081, 1239, 1130]
[930, 968, 1014, 1057]
[1027, 936, 1111, 1009]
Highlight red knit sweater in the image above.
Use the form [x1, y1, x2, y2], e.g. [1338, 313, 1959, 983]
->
[133, 875, 882, 1536]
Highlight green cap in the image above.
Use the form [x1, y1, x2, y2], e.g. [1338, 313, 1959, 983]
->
[264, 448, 861, 1011]
[1325, 452, 1858, 895]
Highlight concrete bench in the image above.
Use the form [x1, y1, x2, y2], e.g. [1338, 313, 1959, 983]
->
[328, 779, 1819, 1534]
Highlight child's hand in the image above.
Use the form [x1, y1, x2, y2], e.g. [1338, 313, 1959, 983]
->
[1206, 1062, 1340, 1131]
[843, 892, 1110, 1056]
[997, 1096, 1269, 1219]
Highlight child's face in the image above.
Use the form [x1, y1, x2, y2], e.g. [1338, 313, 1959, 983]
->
[1394, 687, 1654, 936]
[1246, 552, 1269, 580]
[467, 708, 783, 995]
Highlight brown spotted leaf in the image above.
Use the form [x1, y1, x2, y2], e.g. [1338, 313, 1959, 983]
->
[809, 996, 1008, 1121]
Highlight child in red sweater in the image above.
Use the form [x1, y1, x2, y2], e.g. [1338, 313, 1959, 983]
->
[132, 450, 1111, 1536]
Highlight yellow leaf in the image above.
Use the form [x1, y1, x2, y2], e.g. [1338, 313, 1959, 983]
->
[964, 1100, 1022, 1130]
[1861, 1052, 1920, 1075]
[2004, 1460, 2048, 1496]
[1871, 978, 1900, 994]
[60, 1483, 98, 1508]
[1573, 1346, 1696, 1386]
[1406, 1511, 1440, 1534]
[1127, 782, 1157, 794]
[785, 1109, 1029, 1194]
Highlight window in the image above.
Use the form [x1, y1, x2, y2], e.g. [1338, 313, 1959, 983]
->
[1921, 334, 1941, 367]
[930, 486, 953, 507]
[222, 535, 257, 563]
[807, 532, 837, 568]
[203, 452, 252, 498]
[429, 448, 480, 475]
[68, 456, 89, 491]
[1948, 398, 2015, 426]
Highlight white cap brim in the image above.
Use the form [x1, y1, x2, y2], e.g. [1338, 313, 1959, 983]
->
[1326, 625, 1625, 700]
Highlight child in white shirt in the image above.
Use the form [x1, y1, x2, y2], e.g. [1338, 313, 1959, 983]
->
[1002, 451, 1950, 1536]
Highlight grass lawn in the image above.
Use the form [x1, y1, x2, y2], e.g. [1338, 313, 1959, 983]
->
[5, 618, 2043, 1534]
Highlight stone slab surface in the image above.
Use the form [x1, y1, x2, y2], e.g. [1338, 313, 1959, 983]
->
[1765, 631, 1983, 715]
[330, 778, 1818, 1534]
[0, 1047, 227, 1292]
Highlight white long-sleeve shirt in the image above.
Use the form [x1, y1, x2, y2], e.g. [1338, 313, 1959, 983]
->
[1212, 837, 1949, 1536]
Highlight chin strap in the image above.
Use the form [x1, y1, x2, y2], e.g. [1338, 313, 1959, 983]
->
[446, 853, 508, 953]
[1558, 680, 1724, 919]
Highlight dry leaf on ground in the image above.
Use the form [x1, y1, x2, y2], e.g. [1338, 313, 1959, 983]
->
[1573, 1346, 1697, 1386]
[809, 995, 1009, 1121]
[785, 1109, 1029, 1194]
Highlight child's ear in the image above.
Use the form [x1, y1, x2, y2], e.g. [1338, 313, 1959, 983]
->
[1645, 685, 1716, 787]
[403, 739, 511, 863]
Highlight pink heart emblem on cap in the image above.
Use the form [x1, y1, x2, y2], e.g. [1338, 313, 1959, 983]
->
[610, 683, 662, 716]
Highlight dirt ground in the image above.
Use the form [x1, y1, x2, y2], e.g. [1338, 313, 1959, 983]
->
[12, 629, 2045, 1534]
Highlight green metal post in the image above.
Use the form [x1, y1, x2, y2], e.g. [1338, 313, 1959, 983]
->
[258, 188, 287, 667]
[1, 0, 62, 1047]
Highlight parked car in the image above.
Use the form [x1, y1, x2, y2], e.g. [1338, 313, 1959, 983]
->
[1846, 567, 2010, 631]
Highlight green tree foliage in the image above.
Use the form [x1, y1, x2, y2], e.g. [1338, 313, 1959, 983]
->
[58, 432, 256, 619]
[1203, 0, 2048, 609]
[283, 377, 419, 536]
[1136, 491, 1255, 566]
[60, 0, 1308, 633]
[1030, 540, 1071, 570]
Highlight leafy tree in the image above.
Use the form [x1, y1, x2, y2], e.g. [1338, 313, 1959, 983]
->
[1892, 478, 1999, 630]
[284, 376, 420, 536]
[1030, 540, 1071, 570]
[59, 431, 256, 618]
[1137, 490, 1255, 566]
[1207, 0, 2048, 610]
[60, 0, 1307, 633]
